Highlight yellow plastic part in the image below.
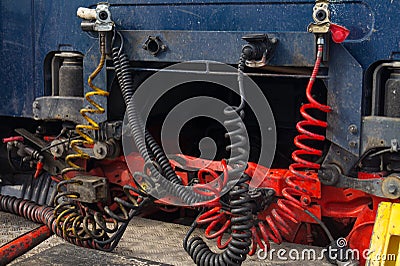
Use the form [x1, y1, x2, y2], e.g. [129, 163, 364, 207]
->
[367, 202, 400, 265]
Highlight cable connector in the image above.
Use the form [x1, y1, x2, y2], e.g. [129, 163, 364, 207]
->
[77, 2, 114, 32]
[308, 0, 330, 34]
[3, 136, 24, 143]
[241, 34, 278, 68]
[34, 159, 44, 179]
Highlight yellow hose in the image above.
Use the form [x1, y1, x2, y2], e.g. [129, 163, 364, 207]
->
[65, 35, 109, 172]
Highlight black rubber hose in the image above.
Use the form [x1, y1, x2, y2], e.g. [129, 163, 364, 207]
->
[183, 53, 253, 265]
[184, 175, 252, 265]
[112, 33, 177, 183]
[111, 32, 210, 205]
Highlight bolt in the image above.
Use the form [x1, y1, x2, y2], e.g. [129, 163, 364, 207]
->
[388, 184, 397, 194]
[349, 141, 357, 148]
[36, 126, 44, 134]
[33, 101, 40, 109]
[96, 147, 104, 155]
[348, 124, 358, 134]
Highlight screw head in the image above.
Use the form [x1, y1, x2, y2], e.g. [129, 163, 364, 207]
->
[96, 147, 104, 155]
[349, 141, 357, 148]
[388, 184, 397, 194]
[348, 124, 358, 134]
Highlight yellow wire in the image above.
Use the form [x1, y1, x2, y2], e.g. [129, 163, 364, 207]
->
[65, 48, 109, 172]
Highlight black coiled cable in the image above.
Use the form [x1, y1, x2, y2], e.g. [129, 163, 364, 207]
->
[183, 52, 253, 265]
[184, 174, 252, 266]
[111, 32, 178, 184]
[52, 179, 144, 251]
[111, 31, 211, 205]
[223, 53, 248, 186]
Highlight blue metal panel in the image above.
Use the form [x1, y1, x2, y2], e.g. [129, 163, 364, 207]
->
[0, 0, 92, 117]
[0, 0, 399, 119]
[0, 0, 35, 117]
[121, 31, 316, 66]
[326, 43, 363, 156]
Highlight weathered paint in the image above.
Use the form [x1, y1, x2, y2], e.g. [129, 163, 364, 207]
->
[0, 0, 398, 118]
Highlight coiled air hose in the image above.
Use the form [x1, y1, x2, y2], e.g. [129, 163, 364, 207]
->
[183, 53, 253, 265]
[112, 33, 179, 184]
[111, 31, 210, 205]
[64, 33, 109, 174]
[112, 30, 253, 263]
[0, 194, 108, 249]
[49, 32, 146, 252]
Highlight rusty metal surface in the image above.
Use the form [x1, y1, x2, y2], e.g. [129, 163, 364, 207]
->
[32, 96, 84, 123]
[1, 211, 332, 265]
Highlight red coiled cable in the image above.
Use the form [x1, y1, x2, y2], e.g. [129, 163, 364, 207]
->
[195, 161, 232, 249]
[196, 41, 330, 255]
[261, 39, 330, 246]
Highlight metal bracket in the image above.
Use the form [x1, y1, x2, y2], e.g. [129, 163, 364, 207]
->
[67, 175, 109, 203]
[307, 0, 330, 34]
[94, 3, 113, 32]
[319, 164, 400, 199]
[32, 96, 84, 124]
[77, 2, 114, 32]
[242, 34, 278, 68]
[245, 51, 270, 68]
[14, 128, 69, 175]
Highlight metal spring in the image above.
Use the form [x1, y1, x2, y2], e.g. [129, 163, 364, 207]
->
[51, 33, 119, 250]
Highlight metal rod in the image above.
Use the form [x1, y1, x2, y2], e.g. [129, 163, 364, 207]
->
[0, 225, 53, 265]
[106, 66, 329, 79]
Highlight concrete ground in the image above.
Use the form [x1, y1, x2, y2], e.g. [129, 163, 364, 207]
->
[0, 211, 333, 265]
